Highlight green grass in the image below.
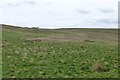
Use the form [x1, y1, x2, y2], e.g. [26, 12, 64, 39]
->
[0, 25, 2, 78]
[2, 25, 118, 78]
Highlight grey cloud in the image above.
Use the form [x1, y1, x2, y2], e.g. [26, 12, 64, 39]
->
[75, 9, 90, 14]
[97, 19, 117, 24]
[97, 8, 114, 13]
[7, 3, 21, 7]
[23, 1, 37, 5]
[7, 1, 37, 7]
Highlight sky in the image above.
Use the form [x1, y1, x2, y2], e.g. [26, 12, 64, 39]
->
[0, 0, 119, 29]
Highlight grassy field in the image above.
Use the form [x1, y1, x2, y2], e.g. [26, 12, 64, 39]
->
[2, 24, 118, 78]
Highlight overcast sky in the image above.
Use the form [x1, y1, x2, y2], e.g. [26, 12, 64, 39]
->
[0, 0, 119, 28]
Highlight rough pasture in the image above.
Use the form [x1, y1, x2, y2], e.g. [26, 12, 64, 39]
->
[2, 25, 118, 78]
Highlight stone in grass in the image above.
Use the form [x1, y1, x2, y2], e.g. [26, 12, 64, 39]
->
[91, 63, 110, 72]
[39, 71, 46, 75]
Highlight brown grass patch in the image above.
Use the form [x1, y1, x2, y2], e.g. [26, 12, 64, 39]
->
[91, 63, 110, 72]
[24, 38, 51, 42]
[23, 35, 72, 42]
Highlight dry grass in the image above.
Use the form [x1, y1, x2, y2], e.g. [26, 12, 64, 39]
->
[24, 38, 51, 42]
[91, 63, 110, 72]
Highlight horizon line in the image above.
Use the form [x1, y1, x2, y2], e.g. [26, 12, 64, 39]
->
[0, 23, 118, 29]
